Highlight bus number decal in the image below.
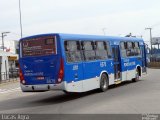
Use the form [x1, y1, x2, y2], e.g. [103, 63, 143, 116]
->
[100, 62, 106, 67]
[124, 62, 136, 67]
[73, 65, 78, 70]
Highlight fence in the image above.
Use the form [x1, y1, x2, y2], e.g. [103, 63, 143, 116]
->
[147, 53, 160, 68]
[0, 71, 19, 84]
[150, 56, 160, 62]
[147, 62, 160, 68]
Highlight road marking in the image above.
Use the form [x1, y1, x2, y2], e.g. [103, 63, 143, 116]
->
[0, 87, 21, 94]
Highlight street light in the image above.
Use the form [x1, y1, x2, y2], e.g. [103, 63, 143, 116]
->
[145, 28, 153, 56]
[1, 32, 10, 51]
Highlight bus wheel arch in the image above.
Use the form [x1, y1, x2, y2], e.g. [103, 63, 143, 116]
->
[133, 66, 141, 82]
[99, 72, 109, 92]
[137, 66, 141, 76]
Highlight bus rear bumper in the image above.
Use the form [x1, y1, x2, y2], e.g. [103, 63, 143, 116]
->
[20, 82, 64, 92]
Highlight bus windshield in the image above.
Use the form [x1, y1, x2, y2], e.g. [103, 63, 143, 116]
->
[21, 36, 56, 57]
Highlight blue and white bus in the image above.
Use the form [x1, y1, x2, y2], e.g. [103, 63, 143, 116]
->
[19, 33, 147, 93]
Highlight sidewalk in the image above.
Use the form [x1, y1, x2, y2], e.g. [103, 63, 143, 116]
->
[0, 78, 19, 87]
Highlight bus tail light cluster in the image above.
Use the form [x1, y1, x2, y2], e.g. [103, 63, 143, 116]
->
[57, 58, 64, 83]
[19, 66, 25, 84]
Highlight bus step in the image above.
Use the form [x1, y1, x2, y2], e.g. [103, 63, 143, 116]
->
[114, 80, 122, 84]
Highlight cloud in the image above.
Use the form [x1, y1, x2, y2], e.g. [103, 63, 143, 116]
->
[22, 7, 159, 36]
[0, 0, 160, 43]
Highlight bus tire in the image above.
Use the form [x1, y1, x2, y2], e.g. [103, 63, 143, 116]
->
[132, 69, 140, 82]
[99, 73, 109, 92]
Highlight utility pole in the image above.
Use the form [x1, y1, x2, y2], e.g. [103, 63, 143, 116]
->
[145, 28, 153, 57]
[1, 32, 10, 51]
[19, 0, 23, 38]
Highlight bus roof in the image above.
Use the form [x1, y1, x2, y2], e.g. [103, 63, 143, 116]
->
[20, 33, 144, 42]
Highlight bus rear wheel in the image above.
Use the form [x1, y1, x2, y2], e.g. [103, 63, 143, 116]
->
[132, 69, 140, 82]
[100, 73, 109, 92]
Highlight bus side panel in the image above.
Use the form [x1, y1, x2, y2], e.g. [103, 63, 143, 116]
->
[82, 61, 115, 92]
[99, 59, 115, 86]
[121, 57, 142, 81]
[81, 57, 114, 91]
[60, 39, 84, 92]
[120, 41, 145, 81]
[121, 58, 127, 81]
[63, 62, 84, 92]
[125, 57, 142, 80]
[61, 41, 114, 92]
[82, 43, 114, 91]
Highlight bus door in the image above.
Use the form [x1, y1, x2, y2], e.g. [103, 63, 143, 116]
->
[112, 45, 121, 81]
[140, 45, 147, 73]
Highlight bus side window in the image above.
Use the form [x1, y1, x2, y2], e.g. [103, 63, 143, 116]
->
[120, 42, 127, 58]
[106, 42, 112, 58]
[134, 42, 140, 56]
[81, 41, 96, 61]
[64, 41, 82, 63]
[126, 42, 134, 57]
[95, 41, 108, 60]
[131, 42, 135, 56]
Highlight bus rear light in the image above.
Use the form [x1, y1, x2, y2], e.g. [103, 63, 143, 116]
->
[21, 80, 26, 84]
[57, 58, 64, 83]
[58, 78, 62, 82]
[19, 66, 25, 84]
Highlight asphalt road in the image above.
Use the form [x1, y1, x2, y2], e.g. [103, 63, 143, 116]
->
[0, 68, 160, 114]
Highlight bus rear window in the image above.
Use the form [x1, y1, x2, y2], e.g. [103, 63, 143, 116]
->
[21, 36, 56, 57]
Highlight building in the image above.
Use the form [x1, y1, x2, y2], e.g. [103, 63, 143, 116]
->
[0, 40, 19, 54]
[0, 50, 18, 81]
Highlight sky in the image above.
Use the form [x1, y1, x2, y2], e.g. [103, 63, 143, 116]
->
[1, 0, 160, 45]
